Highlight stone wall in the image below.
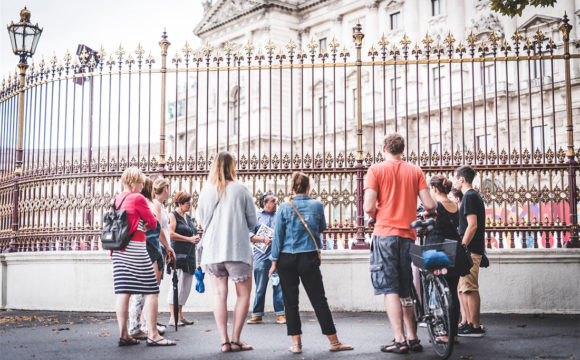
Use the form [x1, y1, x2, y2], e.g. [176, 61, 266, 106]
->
[1, 249, 578, 314]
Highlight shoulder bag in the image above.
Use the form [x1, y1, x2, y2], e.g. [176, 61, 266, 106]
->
[289, 197, 321, 260]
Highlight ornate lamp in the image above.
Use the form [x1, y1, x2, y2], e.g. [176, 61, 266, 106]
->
[7, 7, 43, 64]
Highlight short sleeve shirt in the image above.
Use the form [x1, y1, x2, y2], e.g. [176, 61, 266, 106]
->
[364, 160, 428, 239]
[458, 189, 486, 255]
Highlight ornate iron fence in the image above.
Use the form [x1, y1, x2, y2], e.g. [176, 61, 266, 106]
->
[0, 15, 578, 252]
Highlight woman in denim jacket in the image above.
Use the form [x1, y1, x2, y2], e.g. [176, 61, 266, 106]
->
[269, 172, 353, 354]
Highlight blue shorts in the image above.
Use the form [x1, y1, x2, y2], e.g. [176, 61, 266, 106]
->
[370, 235, 413, 297]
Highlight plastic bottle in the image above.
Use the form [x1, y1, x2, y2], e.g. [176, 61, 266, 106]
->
[429, 283, 439, 310]
[270, 272, 280, 286]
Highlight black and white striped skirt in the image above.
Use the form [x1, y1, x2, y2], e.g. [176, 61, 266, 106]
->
[112, 239, 159, 294]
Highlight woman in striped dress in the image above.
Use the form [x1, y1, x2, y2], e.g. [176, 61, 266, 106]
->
[112, 167, 176, 347]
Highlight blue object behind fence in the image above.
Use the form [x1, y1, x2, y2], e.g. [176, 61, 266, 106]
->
[194, 267, 205, 293]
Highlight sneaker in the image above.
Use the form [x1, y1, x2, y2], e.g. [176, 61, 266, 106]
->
[458, 322, 469, 332]
[247, 316, 263, 324]
[276, 315, 286, 324]
[458, 323, 485, 337]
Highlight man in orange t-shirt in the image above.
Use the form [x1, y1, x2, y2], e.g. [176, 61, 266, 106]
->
[363, 133, 436, 354]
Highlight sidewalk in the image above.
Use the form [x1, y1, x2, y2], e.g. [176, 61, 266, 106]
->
[0, 310, 578, 359]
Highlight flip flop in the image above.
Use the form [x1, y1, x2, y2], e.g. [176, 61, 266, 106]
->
[146, 337, 176, 347]
[221, 342, 232, 353]
[230, 341, 253, 351]
[118, 337, 140, 347]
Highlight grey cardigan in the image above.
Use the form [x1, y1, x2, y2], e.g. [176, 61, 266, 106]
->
[198, 182, 257, 266]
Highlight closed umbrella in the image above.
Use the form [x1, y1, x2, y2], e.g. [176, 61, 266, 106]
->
[171, 259, 179, 332]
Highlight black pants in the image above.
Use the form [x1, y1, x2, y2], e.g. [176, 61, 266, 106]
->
[445, 274, 460, 338]
[277, 251, 336, 336]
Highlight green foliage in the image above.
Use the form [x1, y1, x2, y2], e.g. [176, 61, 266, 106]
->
[490, 0, 557, 17]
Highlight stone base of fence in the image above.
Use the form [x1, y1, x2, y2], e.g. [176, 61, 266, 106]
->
[1, 249, 579, 314]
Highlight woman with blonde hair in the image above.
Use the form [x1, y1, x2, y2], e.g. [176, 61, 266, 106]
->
[198, 151, 257, 353]
[111, 167, 175, 347]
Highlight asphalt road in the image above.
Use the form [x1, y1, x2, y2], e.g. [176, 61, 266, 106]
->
[0, 310, 578, 360]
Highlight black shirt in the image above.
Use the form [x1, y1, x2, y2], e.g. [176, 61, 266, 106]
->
[458, 189, 486, 255]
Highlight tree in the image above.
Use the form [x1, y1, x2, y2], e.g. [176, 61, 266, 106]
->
[490, 0, 557, 17]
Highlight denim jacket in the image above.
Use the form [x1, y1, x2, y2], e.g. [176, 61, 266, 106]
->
[271, 195, 326, 261]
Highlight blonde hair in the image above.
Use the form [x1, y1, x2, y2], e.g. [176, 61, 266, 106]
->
[153, 177, 169, 195]
[121, 167, 145, 191]
[208, 151, 236, 200]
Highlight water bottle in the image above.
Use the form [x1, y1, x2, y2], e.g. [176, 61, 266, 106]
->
[428, 283, 439, 310]
[270, 272, 280, 286]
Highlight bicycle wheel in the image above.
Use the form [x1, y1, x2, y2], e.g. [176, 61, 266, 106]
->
[423, 276, 454, 359]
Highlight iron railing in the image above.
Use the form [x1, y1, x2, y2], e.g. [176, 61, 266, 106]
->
[0, 15, 578, 252]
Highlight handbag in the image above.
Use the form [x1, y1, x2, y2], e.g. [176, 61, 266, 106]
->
[480, 251, 490, 268]
[289, 197, 321, 260]
[101, 193, 134, 250]
[457, 244, 473, 276]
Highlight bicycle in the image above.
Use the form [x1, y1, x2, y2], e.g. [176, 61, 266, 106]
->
[408, 217, 456, 359]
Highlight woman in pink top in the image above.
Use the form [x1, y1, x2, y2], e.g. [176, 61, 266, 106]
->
[111, 167, 176, 347]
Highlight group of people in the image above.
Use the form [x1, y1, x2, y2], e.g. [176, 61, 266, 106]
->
[364, 133, 486, 354]
[109, 133, 485, 354]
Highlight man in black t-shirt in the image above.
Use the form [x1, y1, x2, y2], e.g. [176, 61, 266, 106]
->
[453, 165, 486, 337]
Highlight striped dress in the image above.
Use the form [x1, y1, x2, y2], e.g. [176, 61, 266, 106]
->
[111, 193, 159, 294]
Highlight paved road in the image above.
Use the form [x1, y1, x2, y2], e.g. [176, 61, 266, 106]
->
[0, 310, 578, 359]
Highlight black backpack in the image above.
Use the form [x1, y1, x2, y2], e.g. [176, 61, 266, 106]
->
[101, 194, 134, 250]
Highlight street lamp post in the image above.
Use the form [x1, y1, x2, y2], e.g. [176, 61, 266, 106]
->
[7, 7, 42, 249]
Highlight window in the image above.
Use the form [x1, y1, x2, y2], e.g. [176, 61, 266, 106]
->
[318, 96, 327, 130]
[532, 125, 549, 152]
[432, 67, 445, 96]
[390, 78, 401, 105]
[431, 0, 441, 16]
[319, 38, 327, 52]
[430, 143, 440, 155]
[390, 12, 400, 30]
[477, 134, 491, 151]
[231, 88, 239, 136]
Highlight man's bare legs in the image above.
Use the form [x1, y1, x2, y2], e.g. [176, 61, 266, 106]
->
[463, 291, 481, 327]
[459, 291, 470, 325]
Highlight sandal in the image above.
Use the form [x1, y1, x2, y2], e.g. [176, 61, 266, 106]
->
[118, 337, 140, 347]
[221, 342, 232, 353]
[329, 341, 354, 352]
[380, 339, 409, 354]
[407, 338, 423, 352]
[230, 341, 253, 352]
[146, 337, 177, 347]
[288, 343, 302, 354]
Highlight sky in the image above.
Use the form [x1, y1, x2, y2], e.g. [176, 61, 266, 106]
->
[1, 0, 204, 78]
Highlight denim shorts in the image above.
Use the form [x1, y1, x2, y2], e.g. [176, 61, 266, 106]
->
[370, 235, 413, 297]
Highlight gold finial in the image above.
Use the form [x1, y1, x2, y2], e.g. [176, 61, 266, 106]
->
[172, 51, 182, 64]
[378, 34, 389, 52]
[224, 41, 234, 56]
[533, 28, 546, 44]
[64, 50, 72, 66]
[265, 39, 276, 57]
[328, 37, 340, 53]
[307, 38, 318, 55]
[203, 42, 214, 57]
[444, 32, 455, 48]
[489, 30, 499, 47]
[126, 54, 135, 65]
[244, 40, 255, 57]
[511, 30, 523, 48]
[339, 46, 350, 58]
[286, 39, 297, 55]
[400, 34, 411, 48]
[135, 43, 145, 59]
[98, 45, 106, 60]
[466, 31, 478, 48]
[79, 47, 89, 63]
[145, 52, 155, 65]
[213, 50, 223, 62]
[501, 38, 511, 53]
[368, 45, 378, 57]
[422, 32, 434, 49]
[50, 53, 57, 67]
[115, 44, 126, 60]
[456, 41, 466, 55]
